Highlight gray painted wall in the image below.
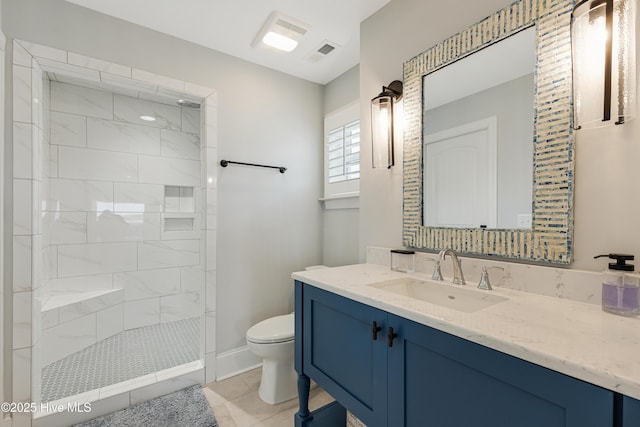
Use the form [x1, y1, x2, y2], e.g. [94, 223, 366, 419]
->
[2, 0, 324, 353]
[322, 65, 359, 267]
[322, 209, 359, 266]
[324, 65, 359, 115]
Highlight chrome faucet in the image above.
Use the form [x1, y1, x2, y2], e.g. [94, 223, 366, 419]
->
[423, 257, 443, 281]
[438, 249, 466, 286]
[477, 266, 504, 290]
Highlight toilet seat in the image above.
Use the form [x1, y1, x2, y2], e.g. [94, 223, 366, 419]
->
[246, 313, 294, 344]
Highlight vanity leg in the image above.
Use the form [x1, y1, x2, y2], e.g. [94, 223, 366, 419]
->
[295, 374, 311, 426]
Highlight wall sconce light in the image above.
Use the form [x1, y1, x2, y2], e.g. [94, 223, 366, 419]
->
[571, 0, 636, 129]
[371, 80, 403, 168]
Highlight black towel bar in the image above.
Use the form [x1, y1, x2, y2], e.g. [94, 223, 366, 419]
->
[219, 160, 286, 173]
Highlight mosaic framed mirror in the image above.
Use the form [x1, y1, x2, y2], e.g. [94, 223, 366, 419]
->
[402, 0, 575, 264]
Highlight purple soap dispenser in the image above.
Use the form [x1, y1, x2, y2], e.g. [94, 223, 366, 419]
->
[595, 253, 640, 316]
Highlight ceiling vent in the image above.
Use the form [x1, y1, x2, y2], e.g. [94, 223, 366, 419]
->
[252, 12, 311, 53]
[318, 43, 336, 55]
[305, 40, 341, 63]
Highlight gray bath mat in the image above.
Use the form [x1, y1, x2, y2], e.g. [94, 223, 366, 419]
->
[74, 385, 217, 427]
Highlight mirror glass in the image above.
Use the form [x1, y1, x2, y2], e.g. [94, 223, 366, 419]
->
[422, 27, 535, 229]
[402, 0, 574, 264]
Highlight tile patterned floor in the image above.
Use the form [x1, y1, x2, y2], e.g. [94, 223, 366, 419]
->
[203, 368, 336, 427]
[41, 317, 200, 402]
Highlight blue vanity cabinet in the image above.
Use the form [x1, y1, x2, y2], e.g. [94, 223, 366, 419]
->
[298, 283, 388, 427]
[387, 314, 614, 427]
[295, 281, 617, 427]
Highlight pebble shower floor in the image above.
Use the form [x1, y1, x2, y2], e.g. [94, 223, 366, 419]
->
[41, 317, 200, 402]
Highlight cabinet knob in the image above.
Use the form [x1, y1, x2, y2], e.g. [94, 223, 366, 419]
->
[387, 327, 398, 348]
[372, 321, 382, 340]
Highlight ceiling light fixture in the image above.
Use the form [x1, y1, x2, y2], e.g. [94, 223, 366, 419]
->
[262, 31, 298, 52]
[140, 115, 156, 122]
[252, 12, 310, 53]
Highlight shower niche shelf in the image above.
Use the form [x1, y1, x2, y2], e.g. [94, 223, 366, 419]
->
[165, 185, 195, 213]
[163, 185, 199, 239]
[165, 217, 195, 232]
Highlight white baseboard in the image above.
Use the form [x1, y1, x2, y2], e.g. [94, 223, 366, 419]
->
[215, 346, 262, 381]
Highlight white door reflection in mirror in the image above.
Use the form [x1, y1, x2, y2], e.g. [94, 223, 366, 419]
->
[425, 117, 497, 228]
[422, 26, 535, 230]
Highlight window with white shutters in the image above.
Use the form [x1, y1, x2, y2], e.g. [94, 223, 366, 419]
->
[327, 120, 360, 183]
[324, 102, 360, 198]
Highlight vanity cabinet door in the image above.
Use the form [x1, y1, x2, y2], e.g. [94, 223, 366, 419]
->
[623, 395, 640, 426]
[387, 314, 614, 427]
[301, 285, 388, 427]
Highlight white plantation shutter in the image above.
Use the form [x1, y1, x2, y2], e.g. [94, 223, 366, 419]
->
[324, 102, 360, 197]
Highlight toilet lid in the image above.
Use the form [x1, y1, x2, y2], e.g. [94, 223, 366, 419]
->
[246, 313, 294, 344]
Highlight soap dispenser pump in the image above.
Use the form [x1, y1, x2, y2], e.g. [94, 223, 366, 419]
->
[594, 253, 640, 316]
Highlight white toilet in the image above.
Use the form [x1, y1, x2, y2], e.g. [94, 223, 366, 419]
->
[246, 312, 297, 404]
[246, 265, 327, 405]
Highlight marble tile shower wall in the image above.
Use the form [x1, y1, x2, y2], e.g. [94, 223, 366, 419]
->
[12, 45, 48, 418]
[42, 82, 204, 355]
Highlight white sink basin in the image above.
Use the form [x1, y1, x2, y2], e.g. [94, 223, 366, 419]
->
[368, 277, 508, 313]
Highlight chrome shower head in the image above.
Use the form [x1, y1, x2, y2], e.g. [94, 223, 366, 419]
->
[176, 99, 200, 109]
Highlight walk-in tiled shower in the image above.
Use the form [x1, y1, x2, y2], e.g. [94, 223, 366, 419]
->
[39, 79, 203, 401]
[11, 40, 218, 426]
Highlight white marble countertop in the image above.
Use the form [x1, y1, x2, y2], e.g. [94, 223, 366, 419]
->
[292, 263, 640, 400]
